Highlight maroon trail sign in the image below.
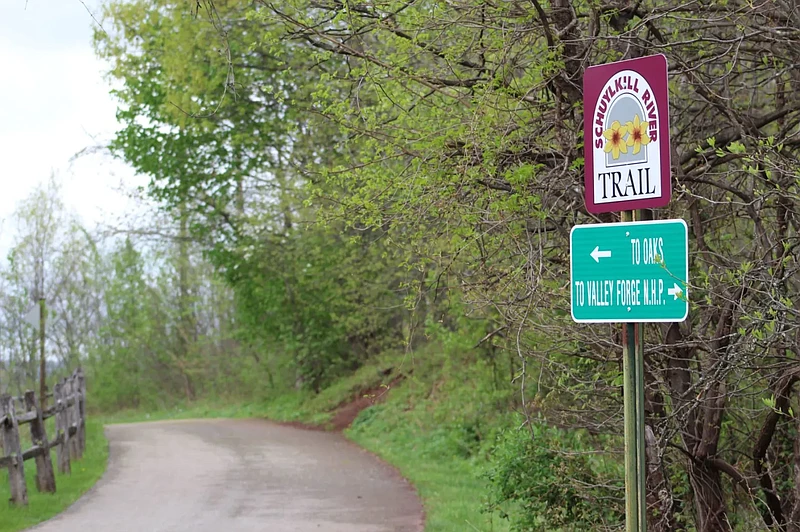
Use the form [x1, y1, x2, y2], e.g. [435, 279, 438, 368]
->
[583, 55, 671, 214]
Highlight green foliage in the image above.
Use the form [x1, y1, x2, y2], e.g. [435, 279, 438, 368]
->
[485, 422, 624, 531]
[88, 238, 156, 409]
[224, 226, 409, 392]
[83, 231, 270, 412]
[94, 0, 416, 393]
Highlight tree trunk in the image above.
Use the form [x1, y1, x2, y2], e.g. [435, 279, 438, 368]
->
[689, 461, 731, 532]
[39, 298, 46, 409]
[645, 424, 679, 531]
[789, 394, 800, 532]
[177, 205, 194, 401]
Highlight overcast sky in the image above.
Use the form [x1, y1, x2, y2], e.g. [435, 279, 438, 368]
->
[0, 0, 145, 256]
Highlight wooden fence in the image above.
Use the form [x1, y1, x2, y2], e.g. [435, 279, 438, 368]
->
[0, 368, 87, 505]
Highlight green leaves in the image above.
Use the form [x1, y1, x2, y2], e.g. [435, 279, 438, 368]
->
[486, 422, 624, 531]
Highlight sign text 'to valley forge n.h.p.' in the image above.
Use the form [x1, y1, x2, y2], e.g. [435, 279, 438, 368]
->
[583, 55, 671, 213]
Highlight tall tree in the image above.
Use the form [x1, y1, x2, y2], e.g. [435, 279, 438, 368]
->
[95, 0, 413, 391]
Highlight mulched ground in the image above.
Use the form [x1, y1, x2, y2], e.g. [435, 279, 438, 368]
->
[276, 377, 400, 433]
[328, 380, 397, 431]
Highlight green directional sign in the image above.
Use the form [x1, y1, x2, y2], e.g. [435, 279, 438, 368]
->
[570, 219, 688, 323]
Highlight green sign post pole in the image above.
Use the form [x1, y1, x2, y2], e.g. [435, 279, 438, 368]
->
[620, 210, 646, 532]
[634, 209, 648, 532]
[636, 316, 647, 531]
[623, 321, 640, 530]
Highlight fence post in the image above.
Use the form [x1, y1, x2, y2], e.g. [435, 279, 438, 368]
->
[1, 394, 28, 505]
[24, 390, 56, 493]
[54, 380, 71, 475]
[64, 378, 76, 461]
[76, 368, 86, 455]
[66, 376, 81, 461]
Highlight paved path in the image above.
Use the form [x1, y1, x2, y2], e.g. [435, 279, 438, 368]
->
[30, 419, 424, 532]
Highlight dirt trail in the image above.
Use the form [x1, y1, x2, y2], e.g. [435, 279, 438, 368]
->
[29, 419, 424, 532]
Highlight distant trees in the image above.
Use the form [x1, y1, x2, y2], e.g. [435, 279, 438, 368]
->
[0, 177, 94, 394]
[92, 1, 800, 530]
[0, 178, 252, 411]
[89, 231, 243, 410]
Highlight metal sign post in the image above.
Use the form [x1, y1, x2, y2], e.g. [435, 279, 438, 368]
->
[636, 318, 647, 530]
[621, 210, 645, 532]
[39, 298, 47, 409]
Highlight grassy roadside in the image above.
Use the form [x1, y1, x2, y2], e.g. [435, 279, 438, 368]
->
[338, 348, 516, 532]
[348, 421, 512, 532]
[0, 419, 108, 532]
[97, 345, 517, 532]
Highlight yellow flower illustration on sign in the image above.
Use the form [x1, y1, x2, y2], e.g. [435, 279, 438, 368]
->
[603, 121, 628, 159]
[625, 114, 651, 155]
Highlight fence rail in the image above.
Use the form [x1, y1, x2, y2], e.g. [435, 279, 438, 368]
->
[1, 368, 86, 505]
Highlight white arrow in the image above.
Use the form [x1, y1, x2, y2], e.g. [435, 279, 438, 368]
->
[590, 246, 612, 263]
[667, 283, 684, 300]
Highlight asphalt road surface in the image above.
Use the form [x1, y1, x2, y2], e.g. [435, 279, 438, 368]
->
[30, 419, 424, 532]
